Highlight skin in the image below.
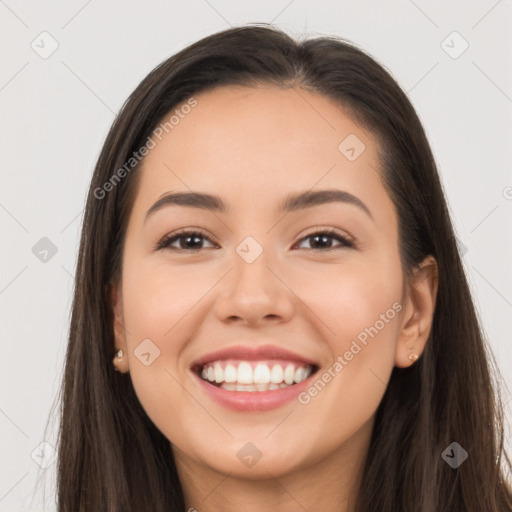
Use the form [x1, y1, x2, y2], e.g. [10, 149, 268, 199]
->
[111, 84, 438, 512]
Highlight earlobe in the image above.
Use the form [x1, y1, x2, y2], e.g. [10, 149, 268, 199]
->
[110, 283, 129, 373]
[395, 255, 439, 368]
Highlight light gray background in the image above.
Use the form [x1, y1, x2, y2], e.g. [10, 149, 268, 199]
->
[1, 1, 511, 510]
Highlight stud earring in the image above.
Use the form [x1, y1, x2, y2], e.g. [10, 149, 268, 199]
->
[408, 353, 419, 362]
[113, 349, 124, 371]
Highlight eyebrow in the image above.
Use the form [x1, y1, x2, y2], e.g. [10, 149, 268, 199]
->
[145, 188, 372, 222]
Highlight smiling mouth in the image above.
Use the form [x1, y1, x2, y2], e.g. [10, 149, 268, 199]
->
[193, 360, 319, 392]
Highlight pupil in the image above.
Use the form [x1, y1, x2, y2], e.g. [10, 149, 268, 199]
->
[311, 235, 331, 248]
[181, 235, 202, 249]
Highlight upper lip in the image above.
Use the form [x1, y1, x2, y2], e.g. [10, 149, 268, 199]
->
[191, 344, 319, 370]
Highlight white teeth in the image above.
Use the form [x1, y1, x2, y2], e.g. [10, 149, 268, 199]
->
[214, 362, 223, 383]
[294, 367, 308, 383]
[224, 364, 237, 383]
[253, 364, 271, 384]
[237, 362, 253, 384]
[284, 364, 295, 385]
[219, 382, 293, 392]
[200, 360, 314, 388]
[237, 383, 256, 392]
[270, 365, 284, 384]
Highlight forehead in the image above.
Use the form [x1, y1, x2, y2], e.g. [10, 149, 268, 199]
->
[131, 85, 390, 220]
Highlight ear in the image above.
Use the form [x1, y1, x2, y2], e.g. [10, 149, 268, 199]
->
[110, 282, 129, 373]
[395, 255, 439, 368]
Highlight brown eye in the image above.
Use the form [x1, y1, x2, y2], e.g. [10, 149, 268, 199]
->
[294, 230, 354, 251]
[155, 228, 354, 252]
[156, 230, 217, 251]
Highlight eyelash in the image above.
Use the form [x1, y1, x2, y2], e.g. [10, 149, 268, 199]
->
[155, 228, 355, 252]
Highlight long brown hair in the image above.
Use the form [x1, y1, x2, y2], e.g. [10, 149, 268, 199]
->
[53, 24, 512, 511]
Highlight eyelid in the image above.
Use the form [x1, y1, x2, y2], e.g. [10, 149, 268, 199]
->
[154, 227, 219, 251]
[298, 226, 354, 244]
[155, 226, 356, 251]
[293, 227, 355, 250]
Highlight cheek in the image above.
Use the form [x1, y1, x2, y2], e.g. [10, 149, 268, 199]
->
[121, 258, 210, 337]
[329, 275, 402, 357]
[291, 257, 402, 413]
[285, 255, 403, 348]
[295, 263, 402, 426]
[119, 259, 206, 414]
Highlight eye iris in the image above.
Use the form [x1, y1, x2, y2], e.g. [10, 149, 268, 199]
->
[180, 234, 203, 249]
[310, 234, 333, 249]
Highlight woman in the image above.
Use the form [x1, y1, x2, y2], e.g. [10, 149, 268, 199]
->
[55, 24, 512, 511]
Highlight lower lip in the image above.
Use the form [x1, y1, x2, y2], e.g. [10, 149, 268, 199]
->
[193, 371, 316, 411]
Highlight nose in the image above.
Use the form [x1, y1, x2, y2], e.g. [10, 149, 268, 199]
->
[213, 249, 295, 327]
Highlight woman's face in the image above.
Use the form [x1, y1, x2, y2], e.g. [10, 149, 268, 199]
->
[112, 85, 433, 480]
